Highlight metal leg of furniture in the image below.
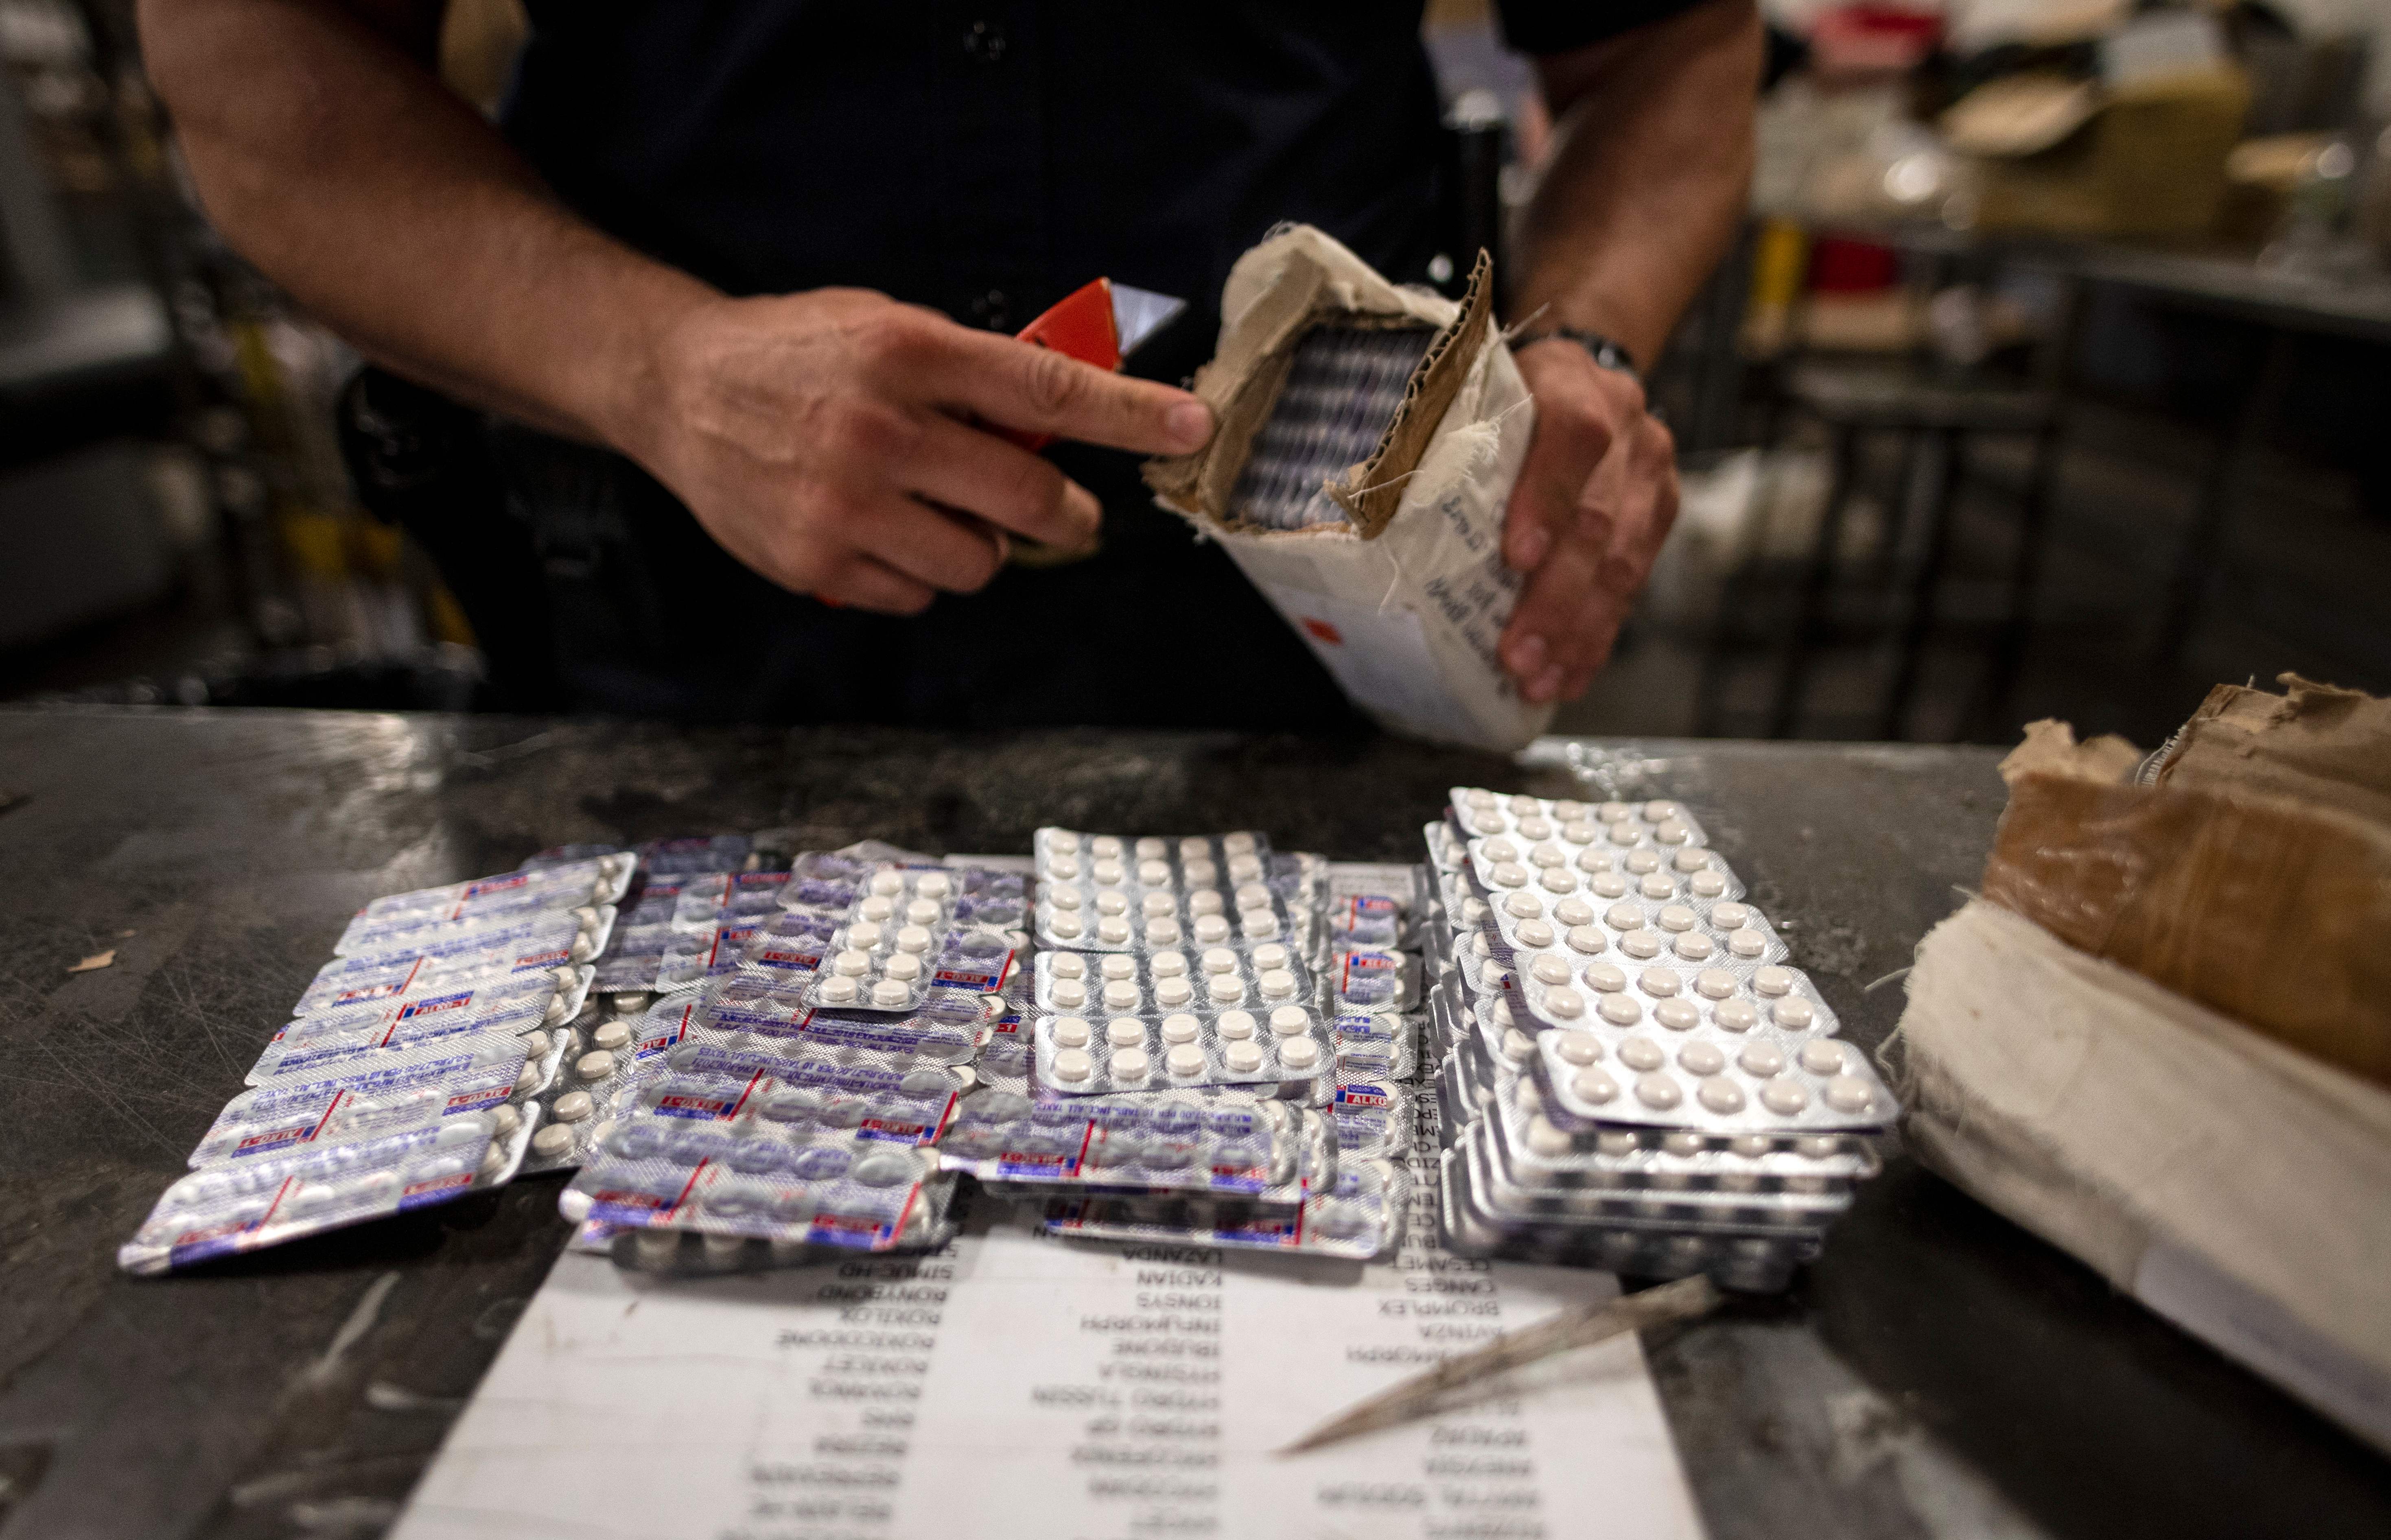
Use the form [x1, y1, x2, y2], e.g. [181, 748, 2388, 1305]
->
[1971, 418, 2063, 741]
[2148, 326, 2294, 670]
[1765, 423, 1859, 738]
[1879, 428, 1964, 741]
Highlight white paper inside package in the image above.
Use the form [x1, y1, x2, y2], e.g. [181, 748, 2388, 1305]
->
[1146, 223, 1551, 751]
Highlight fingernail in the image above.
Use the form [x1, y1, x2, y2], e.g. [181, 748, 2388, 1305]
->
[1166, 400, 1214, 450]
[1511, 524, 1551, 571]
[1531, 666, 1565, 703]
[1508, 633, 1548, 675]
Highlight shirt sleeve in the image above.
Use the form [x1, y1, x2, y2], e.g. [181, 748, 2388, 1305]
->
[1492, 0, 1714, 56]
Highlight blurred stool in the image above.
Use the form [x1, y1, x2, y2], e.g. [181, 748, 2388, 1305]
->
[1694, 359, 2062, 740]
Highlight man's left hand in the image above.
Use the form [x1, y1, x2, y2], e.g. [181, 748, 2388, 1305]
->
[1498, 338, 1680, 704]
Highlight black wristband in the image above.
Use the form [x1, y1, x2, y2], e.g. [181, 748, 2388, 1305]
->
[1515, 326, 1640, 382]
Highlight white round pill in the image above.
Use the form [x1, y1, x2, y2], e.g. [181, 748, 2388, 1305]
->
[1048, 955, 1087, 985]
[1604, 902, 1644, 931]
[1657, 904, 1698, 934]
[1574, 847, 1613, 875]
[1517, 817, 1555, 842]
[1753, 966, 1794, 997]
[1636, 874, 1673, 902]
[1269, 1005, 1309, 1037]
[1048, 855, 1081, 881]
[902, 897, 940, 926]
[915, 871, 952, 899]
[1102, 981, 1139, 1011]
[1709, 901, 1750, 930]
[1590, 872, 1631, 899]
[531, 1124, 575, 1159]
[1539, 868, 1578, 895]
[1597, 993, 1641, 1026]
[1565, 924, 1608, 956]
[1240, 911, 1280, 940]
[1150, 950, 1189, 978]
[1654, 820, 1691, 845]
[1619, 1037, 1665, 1070]
[1224, 832, 1259, 856]
[1655, 999, 1700, 1031]
[1278, 1035, 1321, 1071]
[1188, 889, 1224, 916]
[1251, 941, 1289, 970]
[1208, 974, 1245, 1005]
[1050, 831, 1083, 855]
[1053, 1047, 1093, 1082]
[1504, 891, 1543, 920]
[1091, 858, 1124, 884]
[1625, 850, 1663, 875]
[1138, 860, 1172, 887]
[575, 1049, 614, 1080]
[1052, 1016, 1091, 1049]
[1620, 931, 1664, 960]
[1583, 962, 1628, 993]
[1465, 789, 1498, 810]
[551, 1090, 594, 1123]
[872, 979, 910, 1008]
[1155, 976, 1193, 1007]
[871, 870, 906, 896]
[1799, 1039, 1846, 1076]
[1160, 1013, 1200, 1044]
[1573, 1068, 1621, 1104]
[1482, 837, 1520, 863]
[1553, 1031, 1604, 1066]
[1164, 1043, 1205, 1078]
[1488, 997, 1515, 1031]
[1606, 823, 1639, 846]
[883, 953, 923, 982]
[1228, 855, 1263, 883]
[1690, 871, 1728, 898]
[1490, 862, 1529, 889]
[1233, 882, 1271, 912]
[1109, 1046, 1151, 1080]
[1698, 1077, 1746, 1114]
[1525, 1115, 1575, 1158]
[1505, 794, 1541, 816]
[1715, 998, 1759, 1033]
[1223, 1039, 1263, 1073]
[1527, 841, 1565, 869]
[1193, 914, 1230, 944]
[1216, 1009, 1257, 1041]
[847, 920, 885, 950]
[1134, 837, 1167, 861]
[891, 924, 930, 955]
[1738, 1041, 1785, 1077]
[1673, 933, 1715, 962]
[1141, 890, 1176, 918]
[1678, 1041, 1726, 1077]
[593, 1020, 632, 1051]
[1561, 821, 1599, 846]
[1146, 919, 1183, 946]
[833, 949, 872, 977]
[1639, 800, 1675, 822]
[1639, 968, 1682, 998]
[1797, 1136, 1841, 1159]
[1099, 952, 1137, 980]
[1107, 1018, 1145, 1047]
[1729, 1134, 1772, 1157]
[491, 1105, 521, 1138]
[1258, 968, 1296, 1000]
[1687, 969, 1734, 1002]
[1529, 955, 1572, 987]
[1760, 1077, 1809, 1114]
[818, 975, 858, 1005]
[1773, 997, 1816, 1029]
[1516, 918, 1556, 948]
[1183, 860, 1218, 888]
[1540, 987, 1586, 1020]
[1097, 917, 1131, 944]
[1824, 1075, 1874, 1114]
[1048, 913, 1083, 940]
[1053, 977, 1089, 1009]
[1549, 896, 1595, 928]
[1597, 1130, 1640, 1154]
[1500, 1028, 1536, 1065]
[1728, 930, 1767, 959]
[1636, 1073, 1682, 1109]
[1201, 947, 1238, 975]
[1094, 888, 1129, 916]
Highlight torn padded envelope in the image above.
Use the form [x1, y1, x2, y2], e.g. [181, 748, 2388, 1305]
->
[1231, 325, 1437, 531]
[1144, 224, 1550, 752]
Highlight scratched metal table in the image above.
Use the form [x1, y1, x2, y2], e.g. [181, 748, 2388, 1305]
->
[2, 707, 2386, 1540]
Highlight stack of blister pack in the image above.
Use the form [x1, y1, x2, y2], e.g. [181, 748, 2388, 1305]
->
[1423, 788, 1898, 1290]
[116, 852, 637, 1274]
[1005, 830, 1426, 1263]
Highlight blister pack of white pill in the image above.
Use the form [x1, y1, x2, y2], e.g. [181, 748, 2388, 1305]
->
[271, 965, 590, 1051]
[1448, 788, 1709, 850]
[246, 991, 576, 1087]
[654, 916, 770, 994]
[1330, 1073, 1414, 1162]
[797, 864, 1024, 1012]
[1033, 828, 1271, 891]
[938, 1086, 1315, 1206]
[192, 1034, 539, 1166]
[295, 911, 608, 1016]
[119, 1114, 524, 1275]
[576, 1125, 955, 1254]
[1030, 943, 1316, 1018]
[356, 854, 636, 925]
[1455, 1114, 1850, 1236]
[1035, 874, 1291, 952]
[1043, 1153, 1409, 1262]
[567, 1175, 965, 1273]
[1483, 1072, 1880, 1193]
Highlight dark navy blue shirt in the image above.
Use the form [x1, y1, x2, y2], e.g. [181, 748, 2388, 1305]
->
[484, 3, 1703, 727]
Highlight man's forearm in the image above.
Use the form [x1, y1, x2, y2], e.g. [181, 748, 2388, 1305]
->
[1510, 0, 1762, 368]
[138, 0, 710, 450]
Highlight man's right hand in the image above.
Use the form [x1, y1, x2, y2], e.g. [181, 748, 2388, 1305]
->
[619, 288, 1215, 614]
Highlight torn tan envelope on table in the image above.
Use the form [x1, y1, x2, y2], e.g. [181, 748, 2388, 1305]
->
[1144, 224, 1552, 752]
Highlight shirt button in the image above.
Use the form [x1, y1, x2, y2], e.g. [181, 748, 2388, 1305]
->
[963, 20, 1007, 62]
[970, 289, 1010, 330]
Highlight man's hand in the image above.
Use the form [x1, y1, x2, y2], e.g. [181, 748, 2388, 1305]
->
[1497, 339, 1680, 703]
[620, 288, 1215, 613]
